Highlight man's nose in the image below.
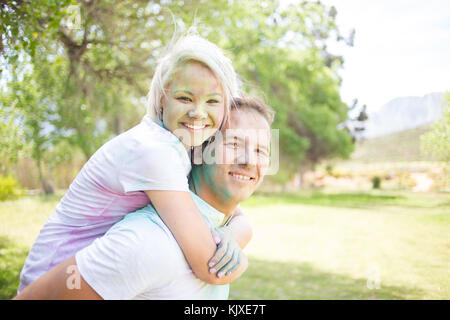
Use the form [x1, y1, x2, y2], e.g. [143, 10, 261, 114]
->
[236, 147, 257, 166]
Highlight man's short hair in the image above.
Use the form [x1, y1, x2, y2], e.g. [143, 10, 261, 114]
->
[231, 95, 275, 125]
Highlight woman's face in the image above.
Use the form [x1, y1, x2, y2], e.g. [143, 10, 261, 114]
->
[161, 61, 225, 149]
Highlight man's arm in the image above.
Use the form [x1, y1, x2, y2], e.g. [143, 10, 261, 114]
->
[226, 205, 253, 249]
[14, 256, 102, 300]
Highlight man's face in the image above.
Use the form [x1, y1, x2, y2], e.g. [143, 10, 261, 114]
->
[200, 108, 271, 204]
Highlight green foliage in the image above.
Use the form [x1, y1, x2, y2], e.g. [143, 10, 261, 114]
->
[0, 0, 73, 62]
[0, 236, 29, 299]
[2, 58, 58, 166]
[0, 175, 25, 201]
[200, 1, 355, 177]
[371, 176, 382, 189]
[420, 92, 450, 161]
[0, 102, 28, 173]
[1, 0, 356, 187]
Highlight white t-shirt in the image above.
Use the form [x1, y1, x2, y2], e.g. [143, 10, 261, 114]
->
[76, 192, 229, 300]
[18, 115, 191, 293]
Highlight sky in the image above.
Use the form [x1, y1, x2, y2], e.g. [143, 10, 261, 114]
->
[2, 1, 449, 114]
[289, 0, 450, 112]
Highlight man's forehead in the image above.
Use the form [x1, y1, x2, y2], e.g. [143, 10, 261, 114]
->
[221, 109, 271, 150]
[224, 109, 270, 131]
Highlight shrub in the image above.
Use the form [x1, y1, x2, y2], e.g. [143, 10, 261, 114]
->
[0, 175, 25, 201]
[371, 176, 382, 189]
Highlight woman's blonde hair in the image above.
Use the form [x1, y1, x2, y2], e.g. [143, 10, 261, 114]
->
[146, 30, 241, 129]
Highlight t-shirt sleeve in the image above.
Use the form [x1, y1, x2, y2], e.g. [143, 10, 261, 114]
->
[117, 142, 190, 193]
[75, 217, 175, 300]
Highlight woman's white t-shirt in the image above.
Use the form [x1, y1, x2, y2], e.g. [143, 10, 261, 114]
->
[18, 115, 191, 293]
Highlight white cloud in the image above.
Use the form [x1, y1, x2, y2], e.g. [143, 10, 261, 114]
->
[311, 0, 450, 110]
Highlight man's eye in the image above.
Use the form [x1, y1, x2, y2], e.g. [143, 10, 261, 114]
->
[257, 149, 269, 157]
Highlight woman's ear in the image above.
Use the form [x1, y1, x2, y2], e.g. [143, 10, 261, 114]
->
[159, 95, 166, 120]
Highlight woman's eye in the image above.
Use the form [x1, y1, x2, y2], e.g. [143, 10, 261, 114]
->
[176, 96, 192, 102]
[207, 99, 219, 104]
[226, 142, 239, 148]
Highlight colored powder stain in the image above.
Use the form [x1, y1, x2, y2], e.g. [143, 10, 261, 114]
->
[196, 164, 232, 200]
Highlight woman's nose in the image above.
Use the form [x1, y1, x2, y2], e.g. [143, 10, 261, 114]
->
[188, 105, 207, 119]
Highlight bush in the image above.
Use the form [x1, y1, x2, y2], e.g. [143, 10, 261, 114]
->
[0, 175, 25, 201]
[371, 176, 382, 189]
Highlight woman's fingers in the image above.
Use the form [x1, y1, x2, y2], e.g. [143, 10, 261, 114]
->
[225, 252, 241, 276]
[208, 226, 243, 277]
[208, 227, 227, 268]
[208, 241, 229, 273]
[210, 228, 221, 245]
[217, 250, 241, 278]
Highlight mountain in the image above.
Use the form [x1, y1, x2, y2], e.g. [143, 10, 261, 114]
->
[350, 124, 434, 162]
[363, 92, 445, 138]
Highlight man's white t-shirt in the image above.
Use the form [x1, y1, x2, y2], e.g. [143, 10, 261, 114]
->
[18, 115, 191, 293]
[76, 192, 230, 300]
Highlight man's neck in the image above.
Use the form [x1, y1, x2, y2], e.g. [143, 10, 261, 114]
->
[189, 173, 237, 219]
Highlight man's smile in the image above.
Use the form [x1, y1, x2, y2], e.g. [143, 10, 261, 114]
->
[228, 171, 256, 183]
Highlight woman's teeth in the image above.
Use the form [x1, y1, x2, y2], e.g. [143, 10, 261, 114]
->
[184, 123, 206, 130]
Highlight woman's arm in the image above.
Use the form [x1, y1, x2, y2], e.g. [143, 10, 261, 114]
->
[14, 256, 102, 300]
[145, 190, 245, 285]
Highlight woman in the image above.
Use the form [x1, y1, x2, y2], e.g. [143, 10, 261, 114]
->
[18, 31, 251, 294]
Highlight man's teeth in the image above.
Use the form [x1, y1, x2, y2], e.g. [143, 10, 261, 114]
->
[230, 173, 252, 181]
[184, 123, 206, 130]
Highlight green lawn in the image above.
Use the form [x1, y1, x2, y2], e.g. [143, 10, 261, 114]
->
[0, 190, 449, 299]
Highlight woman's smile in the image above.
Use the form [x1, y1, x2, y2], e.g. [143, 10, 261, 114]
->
[180, 122, 210, 131]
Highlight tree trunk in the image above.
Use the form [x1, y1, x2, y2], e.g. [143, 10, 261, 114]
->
[114, 115, 122, 135]
[36, 158, 54, 195]
[286, 160, 315, 190]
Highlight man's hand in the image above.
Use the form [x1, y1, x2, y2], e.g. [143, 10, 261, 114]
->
[208, 227, 243, 278]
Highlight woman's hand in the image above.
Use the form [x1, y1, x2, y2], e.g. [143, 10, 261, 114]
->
[208, 226, 243, 278]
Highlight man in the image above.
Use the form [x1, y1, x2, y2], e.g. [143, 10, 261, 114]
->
[15, 96, 274, 300]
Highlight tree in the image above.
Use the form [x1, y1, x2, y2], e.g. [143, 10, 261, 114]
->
[345, 98, 369, 142]
[204, 1, 356, 186]
[420, 92, 450, 162]
[0, 102, 27, 174]
[2, 58, 62, 193]
[2, 0, 357, 190]
[0, 0, 72, 63]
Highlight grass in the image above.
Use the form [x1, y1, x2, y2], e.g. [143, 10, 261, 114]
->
[243, 190, 450, 208]
[0, 190, 449, 299]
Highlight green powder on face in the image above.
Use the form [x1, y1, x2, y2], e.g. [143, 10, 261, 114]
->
[191, 164, 232, 200]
